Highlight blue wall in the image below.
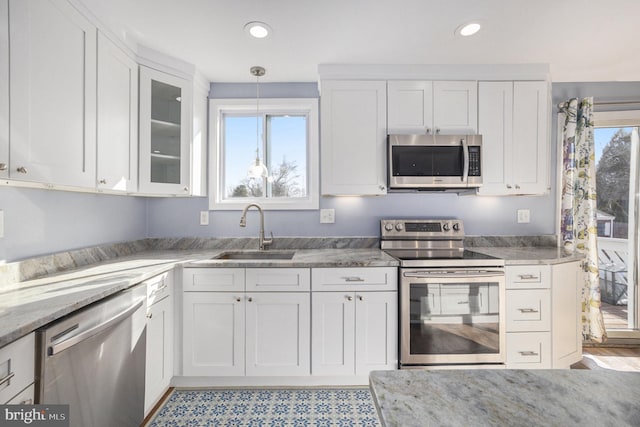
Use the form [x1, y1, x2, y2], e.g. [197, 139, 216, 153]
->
[0, 186, 147, 262]
[5, 81, 640, 261]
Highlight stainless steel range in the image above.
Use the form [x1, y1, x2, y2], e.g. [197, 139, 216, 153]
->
[381, 219, 505, 367]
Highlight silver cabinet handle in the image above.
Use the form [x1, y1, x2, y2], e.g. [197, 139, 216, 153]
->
[379, 185, 385, 191]
[183, 186, 189, 192]
[358, 295, 364, 301]
[146, 313, 153, 319]
[0, 371, 15, 387]
[99, 179, 107, 184]
[515, 184, 521, 189]
[0, 163, 7, 171]
[16, 166, 27, 174]
[519, 351, 539, 356]
[518, 274, 539, 280]
[49, 299, 144, 356]
[506, 184, 512, 189]
[247, 297, 253, 302]
[425, 127, 431, 134]
[435, 128, 441, 134]
[343, 277, 364, 282]
[518, 308, 539, 313]
[346, 295, 353, 301]
[235, 297, 241, 302]
[20, 398, 33, 405]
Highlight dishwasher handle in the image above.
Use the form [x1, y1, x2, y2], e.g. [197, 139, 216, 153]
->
[48, 298, 144, 356]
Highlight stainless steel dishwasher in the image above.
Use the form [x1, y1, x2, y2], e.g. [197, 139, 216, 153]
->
[35, 285, 147, 427]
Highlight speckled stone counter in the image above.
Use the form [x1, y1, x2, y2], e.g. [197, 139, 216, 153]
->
[471, 246, 584, 265]
[370, 369, 640, 427]
[0, 245, 398, 348]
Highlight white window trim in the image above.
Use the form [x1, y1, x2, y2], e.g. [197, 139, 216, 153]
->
[209, 98, 319, 210]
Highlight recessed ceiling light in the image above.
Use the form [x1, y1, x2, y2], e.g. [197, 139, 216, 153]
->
[244, 21, 272, 39]
[456, 22, 482, 37]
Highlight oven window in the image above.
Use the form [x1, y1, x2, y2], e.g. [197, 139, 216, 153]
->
[392, 146, 464, 176]
[408, 281, 500, 355]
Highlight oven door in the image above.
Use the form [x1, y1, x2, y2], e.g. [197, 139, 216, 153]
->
[400, 268, 505, 366]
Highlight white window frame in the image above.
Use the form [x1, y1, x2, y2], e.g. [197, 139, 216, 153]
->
[209, 98, 319, 210]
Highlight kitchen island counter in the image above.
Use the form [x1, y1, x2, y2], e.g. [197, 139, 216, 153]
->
[369, 369, 640, 427]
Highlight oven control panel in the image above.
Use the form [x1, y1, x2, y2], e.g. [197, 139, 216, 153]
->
[381, 219, 464, 238]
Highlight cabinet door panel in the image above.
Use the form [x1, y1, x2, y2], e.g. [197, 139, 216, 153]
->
[320, 80, 387, 195]
[183, 268, 245, 292]
[183, 292, 244, 376]
[477, 82, 513, 195]
[97, 32, 137, 192]
[0, 0, 7, 179]
[506, 289, 551, 332]
[506, 332, 551, 369]
[387, 81, 433, 133]
[9, 0, 96, 187]
[245, 293, 310, 376]
[311, 292, 356, 376]
[433, 81, 477, 134]
[145, 296, 172, 414]
[139, 66, 192, 194]
[512, 81, 549, 193]
[355, 292, 397, 374]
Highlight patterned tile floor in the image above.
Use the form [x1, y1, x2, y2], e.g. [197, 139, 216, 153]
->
[147, 388, 381, 427]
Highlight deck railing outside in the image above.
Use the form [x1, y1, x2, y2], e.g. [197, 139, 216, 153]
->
[598, 237, 630, 328]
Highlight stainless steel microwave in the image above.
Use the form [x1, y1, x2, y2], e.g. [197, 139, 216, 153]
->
[388, 134, 482, 190]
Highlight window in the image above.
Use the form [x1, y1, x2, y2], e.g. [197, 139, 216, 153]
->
[209, 98, 319, 210]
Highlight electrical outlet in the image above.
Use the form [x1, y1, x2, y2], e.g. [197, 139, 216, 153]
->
[199, 211, 209, 226]
[320, 209, 335, 224]
[517, 209, 530, 224]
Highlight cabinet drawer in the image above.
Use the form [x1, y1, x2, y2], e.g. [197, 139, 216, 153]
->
[0, 333, 35, 404]
[506, 332, 551, 369]
[183, 268, 245, 292]
[312, 267, 397, 291]
[506, 289, 550, 332]
[6, 383, 34, 405]
[506, 265, 550, 289]
[146, 271, 173, 306]
[246, 268, 310, 292]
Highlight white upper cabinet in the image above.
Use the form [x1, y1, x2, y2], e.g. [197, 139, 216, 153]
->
[477, 81, 549, 195]
[9, 0, 97, 187]
[139, 65, 192, 195]
[0, 0, 7, 179]
[320, 80, 387, 195]
[387, 80, 477, 134]
[97, 32, 138, 192]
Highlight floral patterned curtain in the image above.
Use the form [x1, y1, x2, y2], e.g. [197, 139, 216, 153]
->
[559, 97, 607, 343]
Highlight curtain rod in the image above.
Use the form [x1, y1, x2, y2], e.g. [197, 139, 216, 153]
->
[557, 100, 640, 109]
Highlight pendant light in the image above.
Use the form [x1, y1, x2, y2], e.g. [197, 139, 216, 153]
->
[247, 66, 269, 179]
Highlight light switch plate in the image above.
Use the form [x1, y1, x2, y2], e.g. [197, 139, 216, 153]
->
[199, 211, 209, 226]
[517, 209, 530, 224]
[320, 209, 335, 224]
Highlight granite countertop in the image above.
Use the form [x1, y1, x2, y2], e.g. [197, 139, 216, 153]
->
[0, 247, 398, 348]
[471, 246, 584, 265]
[370, 369, 640, 427]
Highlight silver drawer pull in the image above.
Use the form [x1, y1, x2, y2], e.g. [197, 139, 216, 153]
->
[0, 371, 15, 387]
[519, 351, 539, 356]
[518, 308, 539, 313]
[458, 301, 469, 305]
[518, 274, 539, 280]
[343, 277, 365, 282]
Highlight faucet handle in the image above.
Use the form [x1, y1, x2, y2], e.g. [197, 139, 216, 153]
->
[263, 232, 274, 249]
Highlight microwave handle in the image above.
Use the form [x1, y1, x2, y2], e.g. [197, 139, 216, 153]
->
[461, 138, 469, 183]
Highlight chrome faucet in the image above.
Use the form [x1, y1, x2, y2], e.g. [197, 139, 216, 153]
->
[240, 203, 273, 250]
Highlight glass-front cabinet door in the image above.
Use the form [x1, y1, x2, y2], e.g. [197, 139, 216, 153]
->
[139, 66, 191, 194]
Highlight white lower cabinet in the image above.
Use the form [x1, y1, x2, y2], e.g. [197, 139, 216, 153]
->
[144, 272, 174, 415]
[183, 268, 311, 377]
[505, 261, 582, 369]
[0, 332, 35, 405]
[311, 267, 398, 376]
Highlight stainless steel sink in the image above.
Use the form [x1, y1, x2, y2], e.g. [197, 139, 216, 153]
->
[213, 250, 295, 260]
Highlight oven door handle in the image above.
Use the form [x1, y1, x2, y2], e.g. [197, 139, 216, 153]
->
[403, 271, 503, 279]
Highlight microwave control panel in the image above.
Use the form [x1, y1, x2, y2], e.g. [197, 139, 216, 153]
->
[468, 146, 481, 177]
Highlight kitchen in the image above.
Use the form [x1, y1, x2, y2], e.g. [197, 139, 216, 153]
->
[1, 0, 640, 426]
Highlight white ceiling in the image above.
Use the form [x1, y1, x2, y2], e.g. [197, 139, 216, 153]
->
[79, 0, 640, 83]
